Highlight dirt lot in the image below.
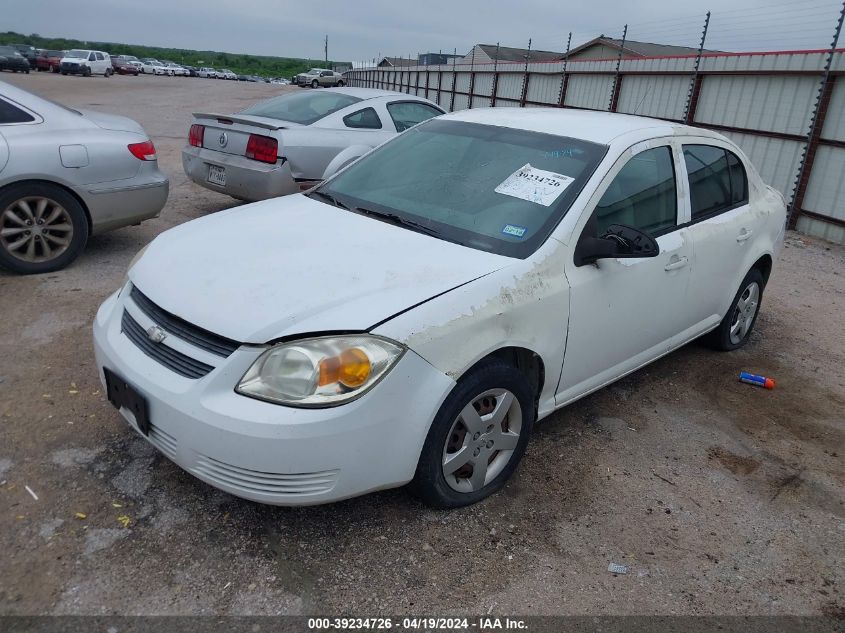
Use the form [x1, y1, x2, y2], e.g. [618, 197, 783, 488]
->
[0, 73, 843, 617]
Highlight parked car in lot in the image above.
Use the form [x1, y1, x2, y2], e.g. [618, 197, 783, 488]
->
[36, 49, 64, 72]
[60, 50, 112, 76]
[0, 47, 31, 73]
[127, 60, 144, 72]
[295, 68, 344, 88]
[139, 60, 168, 75]
[183, 88, 444, 200]
[10, 44, 37, 67]
[198, 67, 218, 78]
[218, 69, 237, 80]
[164, 63, 188, 76]
[0, 80, 169, 273]
[111, 57, 140, 75]
[99, 108, 786, 507]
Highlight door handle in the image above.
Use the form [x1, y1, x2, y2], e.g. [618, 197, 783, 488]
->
[664, 256, 688, 272]
[736, 229, 753, 242]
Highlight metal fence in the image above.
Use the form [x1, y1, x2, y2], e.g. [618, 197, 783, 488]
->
[344, 9, 845, 244]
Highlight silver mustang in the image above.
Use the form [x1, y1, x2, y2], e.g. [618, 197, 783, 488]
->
[0, 80, 169, 274]
[182, 88, 444, 201]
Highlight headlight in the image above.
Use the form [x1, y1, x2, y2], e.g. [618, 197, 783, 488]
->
[236, 335, 404, 407]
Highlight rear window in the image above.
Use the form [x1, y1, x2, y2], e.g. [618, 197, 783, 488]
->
[239, 91, 362, 125]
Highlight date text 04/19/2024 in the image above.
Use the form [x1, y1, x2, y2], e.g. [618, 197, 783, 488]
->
[306, 616, 529, 630]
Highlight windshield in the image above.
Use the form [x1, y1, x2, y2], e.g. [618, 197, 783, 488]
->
[0, 47, 22, 56]
[318, 119, 607, 258]
[239, 91, 361, 126]
[66, 49, 88, 58]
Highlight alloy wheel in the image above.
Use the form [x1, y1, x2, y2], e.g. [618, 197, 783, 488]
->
[729, 281, 760, 345]
[441, 388, 522, 492]
[0, 196, 74, 263]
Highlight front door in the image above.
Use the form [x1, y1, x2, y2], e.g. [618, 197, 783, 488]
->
[557, 143, 693, 404]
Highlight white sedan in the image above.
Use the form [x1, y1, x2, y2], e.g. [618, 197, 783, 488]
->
[93, 108, 785, 508]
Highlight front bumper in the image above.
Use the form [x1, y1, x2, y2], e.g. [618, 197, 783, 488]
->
[81, 164, 169, 234]
[182, 146, 299, 201]
[92, 287, 455, 505]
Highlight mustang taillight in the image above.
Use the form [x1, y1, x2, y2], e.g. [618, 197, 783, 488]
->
[127, 140, 157, 161]
[188, 124, 205, 147]
[245, 134, 278, 164]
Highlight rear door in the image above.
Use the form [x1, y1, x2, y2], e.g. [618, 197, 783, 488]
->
[677, 139, 761, 332]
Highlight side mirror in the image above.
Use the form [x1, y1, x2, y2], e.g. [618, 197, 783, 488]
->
[574, 223, 659, 267]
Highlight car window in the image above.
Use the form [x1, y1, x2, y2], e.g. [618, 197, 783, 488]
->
[96, 53, 104, 61]
[320, 119, 607, 258]
[0, 98, 36, 124]
[387, 102, 443, 132]
[592, 146, 677, 237]
[683, 144, 747, 220]
[343, 108, 382, 129]
[240, 91, 362, 125]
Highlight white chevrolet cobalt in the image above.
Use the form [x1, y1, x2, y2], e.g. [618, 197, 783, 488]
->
[93, 108, 786, 508]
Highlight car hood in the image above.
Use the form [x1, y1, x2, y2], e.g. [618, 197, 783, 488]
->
[60, 56, 86, 63]
[130, 195, 512, 343]
[77, 109, 146, 135]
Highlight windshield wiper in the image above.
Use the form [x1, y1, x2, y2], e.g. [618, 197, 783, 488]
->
[306, 190, 349, 210]
[351, 206, 441, 237]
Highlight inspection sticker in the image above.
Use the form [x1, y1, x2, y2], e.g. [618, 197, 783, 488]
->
[502, 224, 527, 238]
[494, 164, 574, 207]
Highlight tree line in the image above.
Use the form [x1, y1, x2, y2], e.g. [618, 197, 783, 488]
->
[0, 31, 348, 78]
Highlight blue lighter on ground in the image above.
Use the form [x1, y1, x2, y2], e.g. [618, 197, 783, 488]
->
[739, 372, 775, 389]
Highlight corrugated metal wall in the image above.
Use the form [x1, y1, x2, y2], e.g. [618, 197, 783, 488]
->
[345, 50, 845, 244]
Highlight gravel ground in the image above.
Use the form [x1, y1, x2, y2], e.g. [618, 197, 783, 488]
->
[0, 73, 843, 617]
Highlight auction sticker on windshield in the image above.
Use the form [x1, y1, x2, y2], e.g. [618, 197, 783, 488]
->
[494, 163, 574, 207]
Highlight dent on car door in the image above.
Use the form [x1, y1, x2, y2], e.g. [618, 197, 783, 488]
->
[679, 142, 759, 331]
[557, 144, 693, 404]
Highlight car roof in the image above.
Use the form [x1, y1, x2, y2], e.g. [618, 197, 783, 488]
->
[324, 87, 432, 102]
[441, 107, 721, 145]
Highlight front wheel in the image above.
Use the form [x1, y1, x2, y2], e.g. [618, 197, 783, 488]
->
[0, 183, 89, 274]
[311, 79, 319, 88]
[704, 268, 765, 351]
[411, 360, 534, 508]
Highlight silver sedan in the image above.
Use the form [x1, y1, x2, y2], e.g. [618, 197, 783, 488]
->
[182, 88, 444, 201]
[0, 80, 168, 274]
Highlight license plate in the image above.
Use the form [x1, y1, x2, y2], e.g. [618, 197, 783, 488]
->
[104, 367, 150, 436]
[207, 164, 226, 186]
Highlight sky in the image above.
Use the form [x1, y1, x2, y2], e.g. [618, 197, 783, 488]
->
[7, 0, 843, 62]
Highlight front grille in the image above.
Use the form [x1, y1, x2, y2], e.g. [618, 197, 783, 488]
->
[121, 310, 213, 379]
[130, 285, 240, 357]
[193, 454, 339, 496]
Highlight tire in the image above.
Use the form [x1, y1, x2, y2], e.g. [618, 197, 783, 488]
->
[311, 79, 319, 88]
[704, 268, 765, 351]
[61, 70, 67, 75]
[52, 65, 59, 73]
[82, 66, 91, 77]
[411, 359, 535, 508]
[105, 68, 112, 77]
[0, 183, 89, 274]
[336, 80, 344, 87]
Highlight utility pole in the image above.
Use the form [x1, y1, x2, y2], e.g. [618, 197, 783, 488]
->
[324, 35, 328, 65]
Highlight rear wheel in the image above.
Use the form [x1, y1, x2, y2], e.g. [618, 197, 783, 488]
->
[336, 80, 344, 87]
[411, 360, 534, 508]
[0, 183, 89, 274]
[704, 268, 765, 351]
